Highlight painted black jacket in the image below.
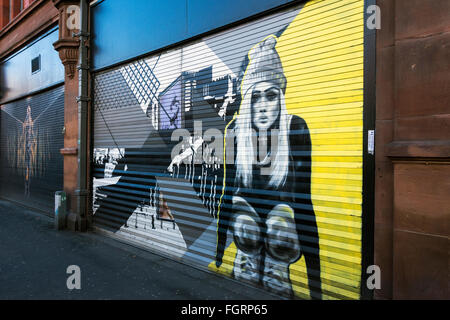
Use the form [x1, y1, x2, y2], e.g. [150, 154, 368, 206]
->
[215, 114, 322, 299]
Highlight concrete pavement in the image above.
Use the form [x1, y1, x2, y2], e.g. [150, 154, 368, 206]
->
[0, 199, 278, 300]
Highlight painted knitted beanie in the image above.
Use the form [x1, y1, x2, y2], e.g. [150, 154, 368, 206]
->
[241, 35, 287, 97]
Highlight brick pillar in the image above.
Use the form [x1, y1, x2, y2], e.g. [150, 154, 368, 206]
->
[374, 0, 395, 300]
[23, 0, 34, 9]
[52, 0, 86, 231]
[11, 0, 21, 19]
[376, 0, 450, 300]
[0, 0, 10, 29]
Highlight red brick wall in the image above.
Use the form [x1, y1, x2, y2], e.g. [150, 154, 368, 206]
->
[0, 0, 10, 29]
[0, 0, 59, 60]
[23, 0, 34, 9]
[11, 0, 22, 19]
[0, 0, 38, 30]
[375, 0, 450, 300]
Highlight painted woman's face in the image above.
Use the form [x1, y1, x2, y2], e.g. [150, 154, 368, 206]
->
[251, 81, 280, 131]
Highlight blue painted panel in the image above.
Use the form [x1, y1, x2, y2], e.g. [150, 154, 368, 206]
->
[187, 0, 290, 36]
[92, 0, 187, 71]
[92, 0, 292, 70]
[0, 27, 64, 103]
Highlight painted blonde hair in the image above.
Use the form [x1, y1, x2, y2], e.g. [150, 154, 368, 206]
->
[235, 86, 289, 189]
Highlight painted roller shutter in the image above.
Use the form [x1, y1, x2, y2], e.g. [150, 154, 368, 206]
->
[92, 0, 368, 300]
[0, 85, 65, 214]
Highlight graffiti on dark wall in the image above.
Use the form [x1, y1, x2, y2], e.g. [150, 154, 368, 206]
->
[0, 88, 64, 208]
[93, 0, 365, 300]
[1, 105, 51, 196]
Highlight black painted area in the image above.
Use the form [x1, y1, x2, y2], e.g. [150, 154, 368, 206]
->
[361, 0, 377, 300]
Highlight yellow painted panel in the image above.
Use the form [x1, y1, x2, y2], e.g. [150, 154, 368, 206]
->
[212, 0, 365, 300]
[292, 69, 364, 87]
[283, 54, 363, 75]
[288, 61, 364, 83]
[279, 0, 364, 300]
[288, 95, 364, 108]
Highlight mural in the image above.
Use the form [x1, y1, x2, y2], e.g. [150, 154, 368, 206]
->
[3, 106, 50, 197]
[93, 0, 365, 300]
[0, 87, 64, 210]
[159, 76, 182, 130]
[214, 35, 320, 298]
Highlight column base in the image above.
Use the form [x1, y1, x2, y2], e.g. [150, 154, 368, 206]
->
[66, 212, 87, 232]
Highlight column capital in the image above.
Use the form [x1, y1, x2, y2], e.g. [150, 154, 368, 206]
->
[53, 38, 79, 79]
[52, 0, 80, 79]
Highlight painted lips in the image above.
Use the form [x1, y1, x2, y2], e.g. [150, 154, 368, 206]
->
[258, 115, 268, 123]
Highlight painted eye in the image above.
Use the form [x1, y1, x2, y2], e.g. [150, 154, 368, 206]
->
[251, 93, 261, 104]
[266, 91, 278, 101]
